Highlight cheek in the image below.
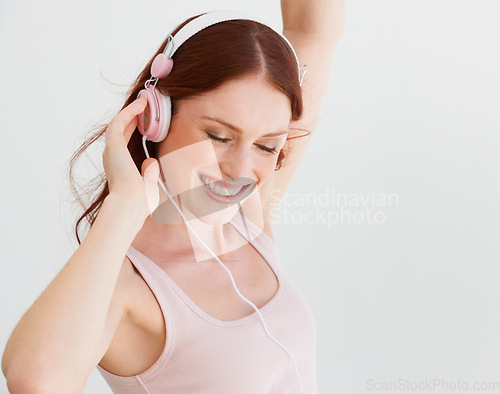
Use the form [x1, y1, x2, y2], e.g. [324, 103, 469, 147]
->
[191, 143, 224, 178]
[157, 125, 198, 156]
[158, 138, 220, 195]
[264, 161, 277, 178]
[254, 155, 279, 182]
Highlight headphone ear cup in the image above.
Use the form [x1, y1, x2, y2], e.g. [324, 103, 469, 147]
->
[156, 93, 172, 143]
[136, 89, 172, 143]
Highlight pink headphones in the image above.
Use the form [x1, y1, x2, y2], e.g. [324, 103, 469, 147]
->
[136, 10, 308, 144]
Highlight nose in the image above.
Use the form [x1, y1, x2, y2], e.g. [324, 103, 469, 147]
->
[219, 143, 253, 182]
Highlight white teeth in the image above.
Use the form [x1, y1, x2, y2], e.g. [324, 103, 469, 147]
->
[200, 174, 243, 197]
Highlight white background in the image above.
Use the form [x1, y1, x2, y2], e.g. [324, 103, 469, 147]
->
[1, 0, 500, 393]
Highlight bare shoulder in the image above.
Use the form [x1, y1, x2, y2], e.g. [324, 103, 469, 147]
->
[95, 254, 167, 377]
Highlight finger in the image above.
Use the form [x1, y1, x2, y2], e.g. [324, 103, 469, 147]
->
[142, 159, 161, 214]
[142, 158, 159, 181]
[108, 97, 148, 138]
[123, 115, 138, 144]
[105, 97, 147, 145]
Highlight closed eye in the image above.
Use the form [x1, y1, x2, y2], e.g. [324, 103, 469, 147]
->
[206, 132, 230, 144]
[205, 131, 278, 155]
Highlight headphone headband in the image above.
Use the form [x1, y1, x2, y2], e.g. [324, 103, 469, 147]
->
[137, 9, 308, 143]
[162, 10, 306, 86]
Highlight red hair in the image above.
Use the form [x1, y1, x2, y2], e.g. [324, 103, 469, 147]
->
[69, 13, 310, 244]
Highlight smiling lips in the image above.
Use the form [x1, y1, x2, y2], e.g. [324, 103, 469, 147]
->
[198, 173, 254, 203]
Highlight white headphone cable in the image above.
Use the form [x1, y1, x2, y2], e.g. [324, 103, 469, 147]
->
[141, 135, 303, 394]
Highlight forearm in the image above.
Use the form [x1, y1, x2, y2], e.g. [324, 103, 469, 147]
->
[2, 194, 142, 392]
[281, 0, 344, 40]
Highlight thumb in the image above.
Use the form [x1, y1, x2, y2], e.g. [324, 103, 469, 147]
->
[142, 158, 160, 183]
[141, 158, 160, 215]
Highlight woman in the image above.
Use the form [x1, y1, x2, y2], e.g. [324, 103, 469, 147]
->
[2, 2, 344, 393]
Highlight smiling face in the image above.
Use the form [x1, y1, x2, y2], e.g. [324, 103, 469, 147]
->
[154, 75, 291, 225]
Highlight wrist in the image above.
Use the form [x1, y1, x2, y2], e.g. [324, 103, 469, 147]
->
[101, 193, 147, 235]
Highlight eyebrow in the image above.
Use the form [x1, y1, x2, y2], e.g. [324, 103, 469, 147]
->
[200, 116, 288, 138]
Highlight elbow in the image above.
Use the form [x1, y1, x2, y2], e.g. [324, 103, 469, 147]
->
[5, 364, 59, 394]
[6, 365, 86, 394]
[4, 353, 90, 393]
[6, 378, 47, 394]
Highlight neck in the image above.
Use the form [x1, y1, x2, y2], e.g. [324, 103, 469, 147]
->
[131, 198, 244, 265]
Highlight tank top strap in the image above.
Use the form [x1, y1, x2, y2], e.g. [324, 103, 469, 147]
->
[97, 215, 317, 393]
[96, 246, 176, 384]
[123, 212, 286, 329]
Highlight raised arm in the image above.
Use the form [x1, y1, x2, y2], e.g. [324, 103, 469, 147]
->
[281, 0, 345, 38]
[260, 0, 345, 224]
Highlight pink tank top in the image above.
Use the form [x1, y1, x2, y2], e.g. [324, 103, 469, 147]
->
[96, 213, 318, 393]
